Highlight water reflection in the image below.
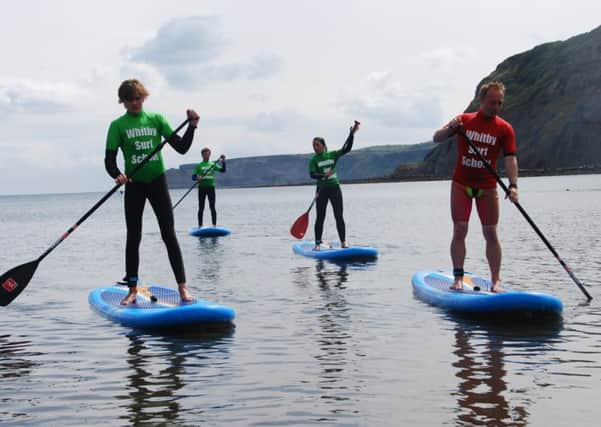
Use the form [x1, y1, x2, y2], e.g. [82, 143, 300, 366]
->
[117, 330, 233, 425]
[193, 237, 224, 287]
[0, 334, 41, 423]
[196, 237, 220, 252]
[0, 334, 40, 380]
[313, 261, 359, 415]
[451, 321, 561, 426]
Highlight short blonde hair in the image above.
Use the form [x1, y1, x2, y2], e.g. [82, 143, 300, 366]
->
[478, 81, 505, 100]
[118, 79, 149, 103]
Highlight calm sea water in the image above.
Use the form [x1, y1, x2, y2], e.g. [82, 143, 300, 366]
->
[1, 175, 600, 426]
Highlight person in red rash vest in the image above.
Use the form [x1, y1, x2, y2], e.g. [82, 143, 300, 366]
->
[433, 81, 518, 293]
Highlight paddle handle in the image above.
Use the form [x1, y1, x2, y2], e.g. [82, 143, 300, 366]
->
[37, 119, 190, 263]
[457, 128, 592, 300]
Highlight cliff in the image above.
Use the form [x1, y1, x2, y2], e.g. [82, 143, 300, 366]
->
[395, 25, 601, 179]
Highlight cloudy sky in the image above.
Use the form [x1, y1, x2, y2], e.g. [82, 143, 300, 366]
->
[1, 0, 600, 194]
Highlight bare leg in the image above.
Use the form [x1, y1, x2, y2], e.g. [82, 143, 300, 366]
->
[482, 224, 502, 292]
[451, 221, 468, 290]
[178, 282, 193, 302]
[476, 188, 501, 292]
[120, 287, 138, 305]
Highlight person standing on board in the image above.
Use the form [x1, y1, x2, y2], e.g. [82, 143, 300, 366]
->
[433, 81, 518, 292]
[193, 147, 226, 228]
[104, 79, 200, 305]
[309, 121, 360, 250]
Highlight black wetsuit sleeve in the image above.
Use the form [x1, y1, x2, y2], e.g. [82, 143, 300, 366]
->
[104, 149, 121, 178]
[167, 125, 196, 154]
[340, 131, 354, 155]
[219, 159, 226, 173]
[310, 156, 325, 180]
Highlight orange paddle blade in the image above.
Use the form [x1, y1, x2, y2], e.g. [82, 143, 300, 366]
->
[290, 211, 309, 239]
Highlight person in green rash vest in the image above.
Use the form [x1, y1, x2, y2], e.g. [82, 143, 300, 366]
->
[309, 121, 360, 250]
[192, 147, 226, 227]
[104, 79, 200, 305]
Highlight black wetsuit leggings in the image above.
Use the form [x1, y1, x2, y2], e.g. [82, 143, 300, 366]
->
[314, 185, 345, 244]
[124, 174, 186, 284]
[197, 186, 216, 227]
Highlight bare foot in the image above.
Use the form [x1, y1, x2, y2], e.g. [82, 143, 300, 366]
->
[313, 244, 321, 251]
[449, 280, 463, 291]
[178, 284, 193, 302]
[341, 241, 349, 248]
[120, 289, 137, 305]
[491, 280, 503, 293]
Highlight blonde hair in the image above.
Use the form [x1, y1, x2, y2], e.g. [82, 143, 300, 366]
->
[118, 79, 149, 103]
[478, 81, 505, 100]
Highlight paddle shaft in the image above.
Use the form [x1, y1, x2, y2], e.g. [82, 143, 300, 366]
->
[37, 119, 190, 264]
[457, 127, 592, 300]
[305, 194, 317, 214]
[172, 159, 221, 210]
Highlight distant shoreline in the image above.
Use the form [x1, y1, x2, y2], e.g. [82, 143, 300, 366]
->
[2, 168, 599, 197]
[170, 166, 601, 190]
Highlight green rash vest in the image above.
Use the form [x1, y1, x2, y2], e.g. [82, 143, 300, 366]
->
[105, 111, 173, 183]
[309, 149, 344, 186]
[193, 161, 223, 188]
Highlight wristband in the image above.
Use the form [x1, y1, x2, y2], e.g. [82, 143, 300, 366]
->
[508, 183, 518, 190]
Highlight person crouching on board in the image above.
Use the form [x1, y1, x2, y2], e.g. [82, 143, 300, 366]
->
[432, 81, 519, 293]
[309, 121, 360, 250]
[104, 79, 199, 305]
[192, 147, 226, 228]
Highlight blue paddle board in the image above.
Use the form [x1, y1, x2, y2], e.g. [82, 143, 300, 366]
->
[89, 284, 235, 329]
[412, 270, 562, 321]
[293, 241, 378, 261]
[189, 227, 231, 237]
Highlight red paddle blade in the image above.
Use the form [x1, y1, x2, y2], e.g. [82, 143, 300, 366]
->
[0, 260, 39, 307]
[290, 211, 309, 239]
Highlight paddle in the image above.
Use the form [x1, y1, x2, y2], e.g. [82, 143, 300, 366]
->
[290, 194, 318, 239]
[290, 120, 361, 240]
[457, 127, 592, 300]
[172, 159, 221, 210]
[0, 119, 190, 307]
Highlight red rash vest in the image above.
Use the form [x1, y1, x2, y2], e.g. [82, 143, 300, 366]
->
[451, 111, 516, 189]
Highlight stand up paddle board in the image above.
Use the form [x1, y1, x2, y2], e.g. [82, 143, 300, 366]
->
[89, 284, 235, 329]
[412, 270, 562, 321]
[189, 227, 231, 237]
[293, 241, 378, 261]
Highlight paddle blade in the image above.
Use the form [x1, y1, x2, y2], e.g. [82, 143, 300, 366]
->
[0, 260, 39, 307]
[290, 211, 310, 239]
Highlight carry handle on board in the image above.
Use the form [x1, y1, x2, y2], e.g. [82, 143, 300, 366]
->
[0, 119, 190, 307]
[457, 127, 592, 301]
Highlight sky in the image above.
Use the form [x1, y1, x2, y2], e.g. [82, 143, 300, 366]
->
[1, 0, 600, 195]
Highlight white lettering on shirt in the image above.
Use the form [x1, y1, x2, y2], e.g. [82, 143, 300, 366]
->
[126, 127, 158, 139]
[465, 129, 496, 146]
